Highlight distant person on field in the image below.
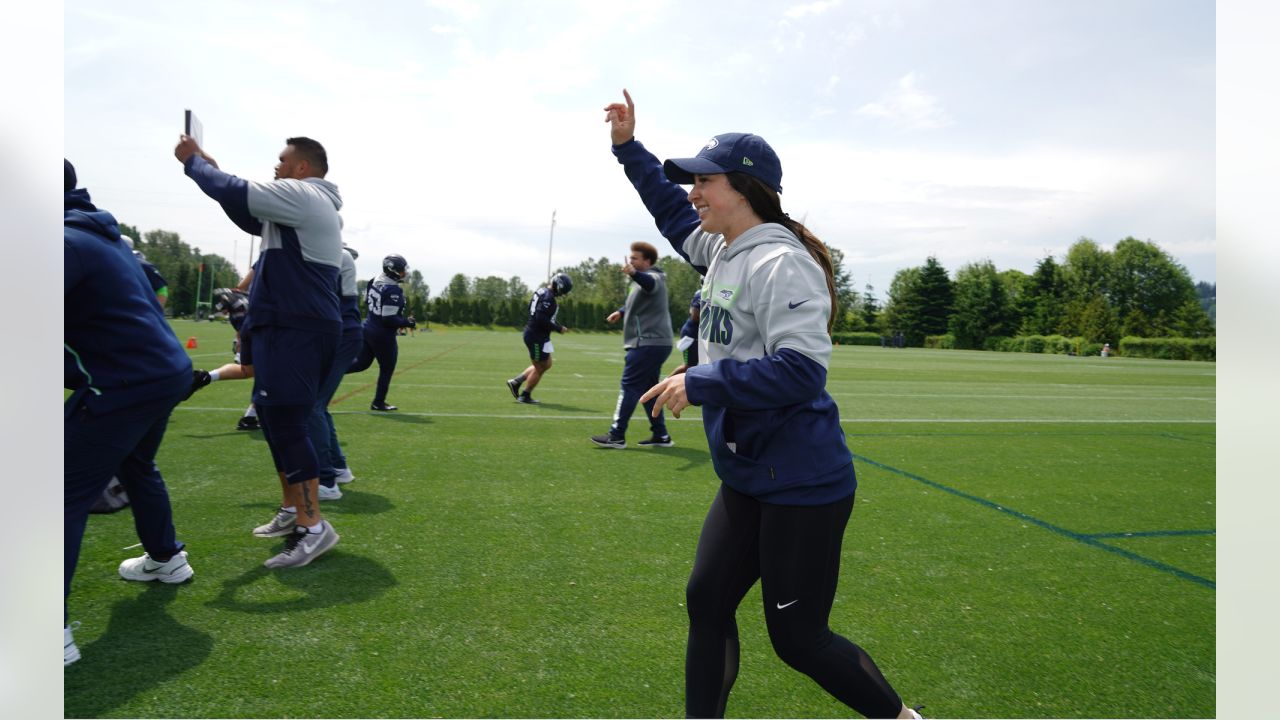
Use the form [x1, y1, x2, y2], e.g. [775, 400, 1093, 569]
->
[186, 269, 263, 432]
[347, 254, 416, 411]
[670, 289, 702, 375]
[506, 273, 573, 404]
[590, 241, 674, 449]
[64, 159, 195, 665]
[1101, 342, 1111, 357]
[122, 234, 170, 308]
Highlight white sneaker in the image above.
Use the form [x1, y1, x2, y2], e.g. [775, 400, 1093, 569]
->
[118, 550, 194, 583]
[253, 508, 297, 538]
[334, 467, 356, 484]
[264, 521, 340, 569]
[64, 622, 81, 666]
[318, 484, 343, 501]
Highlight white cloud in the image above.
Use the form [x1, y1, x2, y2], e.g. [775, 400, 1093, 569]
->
[856, 72, 953, 131]
[784, 0, 843, 19]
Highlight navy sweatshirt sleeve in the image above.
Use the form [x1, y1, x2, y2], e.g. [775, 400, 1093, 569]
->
[612, 139, 704, 272]
[183, 156, 264, 236]
[630, 269, 656, 292]
[684, 348, 826, 411]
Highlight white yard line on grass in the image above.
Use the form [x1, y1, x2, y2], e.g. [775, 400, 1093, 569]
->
[173, 406, 1212, 423]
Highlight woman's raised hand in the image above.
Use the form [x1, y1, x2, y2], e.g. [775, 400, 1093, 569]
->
[603, 88, 636, 146]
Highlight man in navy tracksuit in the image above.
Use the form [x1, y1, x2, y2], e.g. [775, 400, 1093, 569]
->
[177, 134, 343, 569]
[64, 160, 194, 665]
[590, 241, 675, 449]
[309, 244, 364, 500]
[347, 254, 415, 411]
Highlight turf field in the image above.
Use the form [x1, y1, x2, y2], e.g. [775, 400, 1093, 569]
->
[65, 320, 1215, 718]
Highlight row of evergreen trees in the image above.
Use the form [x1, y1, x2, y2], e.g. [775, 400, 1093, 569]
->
[876, 237, 1214, 348]
[118, 221, 1214, 351]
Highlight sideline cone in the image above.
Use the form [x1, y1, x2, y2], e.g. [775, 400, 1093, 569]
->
[186, 337, 198, 349]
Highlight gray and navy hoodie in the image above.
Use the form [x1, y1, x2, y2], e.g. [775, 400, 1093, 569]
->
[184, 156, 342, 335]
[613, 138, 855, 506]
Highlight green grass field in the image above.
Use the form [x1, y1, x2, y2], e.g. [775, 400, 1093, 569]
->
[65, 320, 1215, 718]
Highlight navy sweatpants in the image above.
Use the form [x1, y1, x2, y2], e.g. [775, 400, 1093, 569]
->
[64, 376, 188, 622]
[609, 344, 672, 438]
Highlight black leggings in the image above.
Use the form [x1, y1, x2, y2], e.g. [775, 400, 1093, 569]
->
[685, 484, 903, 718]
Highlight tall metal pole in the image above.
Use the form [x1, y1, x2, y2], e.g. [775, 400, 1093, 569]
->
[546, 210, 557, 282]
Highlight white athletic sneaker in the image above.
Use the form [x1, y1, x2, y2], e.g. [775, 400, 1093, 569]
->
[64, 622, 81, 666]
[334, 467, 356, 484]
[318, 484, 343, 501]
[253, 508, 298, 538]
[264, 521, 340, 569]
[118, 550, 194, 583]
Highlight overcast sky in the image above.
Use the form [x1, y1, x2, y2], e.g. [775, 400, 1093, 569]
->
[64, 0, 1215, 296]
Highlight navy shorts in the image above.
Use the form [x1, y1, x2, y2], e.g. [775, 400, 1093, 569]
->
[249, 326, 336, 407]
[524, 337, 553, 363]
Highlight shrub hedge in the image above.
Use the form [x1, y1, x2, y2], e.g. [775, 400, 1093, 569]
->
[830, 331, 884, 346]
[1119, 336, 1215, 361]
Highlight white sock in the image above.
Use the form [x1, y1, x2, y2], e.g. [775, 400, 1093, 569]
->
[281, 506, 297, 513]
[210, 370, 222, 381]
[245, 405, 257, 418]
[302, 521, 324, 534]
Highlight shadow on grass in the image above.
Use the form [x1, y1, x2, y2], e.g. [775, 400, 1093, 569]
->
[313, 489, 395, 515]
[179, 430, 266, 442]
[366, 412, 434, 425]
[205, 551, 397, 614]
[64, 584, 213, 718]
[521, 401, 597, 413]
[633, 444, 710, 471]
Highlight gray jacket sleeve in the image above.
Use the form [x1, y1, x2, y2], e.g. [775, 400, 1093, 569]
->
[749, 249, 833, 369]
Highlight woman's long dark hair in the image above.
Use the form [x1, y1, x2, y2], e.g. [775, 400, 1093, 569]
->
[727, 173, 838, 333]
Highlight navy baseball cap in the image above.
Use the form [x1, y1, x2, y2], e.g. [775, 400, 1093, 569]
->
[663, 133, 783, 192]
[64, 159, 77, 192]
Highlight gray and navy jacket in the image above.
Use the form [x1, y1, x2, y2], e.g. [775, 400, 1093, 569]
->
[524, 286, 563, 344]
[364, 273, 413, 335]
[613, 138, 854, 506]
[65, 189, 192, 415]
[619, 267, 673, 349]
[339, 248, 361, 337]
[184, 156, 342, 336]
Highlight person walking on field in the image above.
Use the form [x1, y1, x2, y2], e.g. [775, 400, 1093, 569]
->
[507, 272, 573, 405]
[605, 89, 922, 719]
[590, 241, 675, 449]
[177, 134, 343, 569]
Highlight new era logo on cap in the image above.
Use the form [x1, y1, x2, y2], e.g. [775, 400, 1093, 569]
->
[663, 132, 783, 192]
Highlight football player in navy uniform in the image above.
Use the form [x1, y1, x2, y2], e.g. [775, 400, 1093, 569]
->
[347, 254, 416, 411]
[506, 273, 572, 404]
[177, 134, 343, 570]
[65, 159, 194, 664]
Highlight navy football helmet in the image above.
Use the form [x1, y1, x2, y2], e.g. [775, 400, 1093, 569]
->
[383, 254, 408, 281]
[551, 272, 573, 296]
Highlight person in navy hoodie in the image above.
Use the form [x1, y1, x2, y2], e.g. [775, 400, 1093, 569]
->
[64, 159, 195, 666]
[605, 91, 921, 719]
[176, 134, 343, 569]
